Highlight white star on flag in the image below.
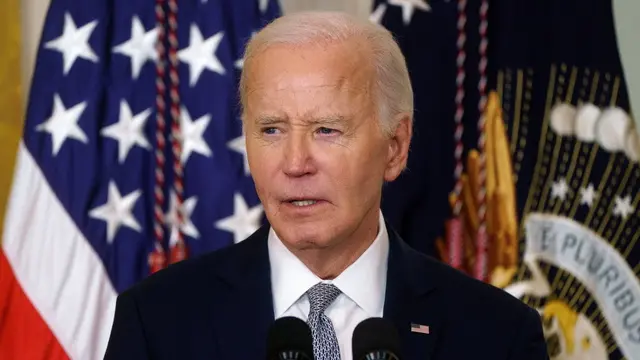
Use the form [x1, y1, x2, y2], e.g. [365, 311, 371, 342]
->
[165, 192, 200, 245]
[44, 12, 99, 75]
[89, 181, 142, 243]
[178, 24, 226, 86]
[228, 135, 250, 175]
[369, 3, 388, 24]
[36, 94, 88, 156]
[234, 31, 256, 70]
[113, 16, 158, 79]
[388, 0, 431, 25]
[579, 184, 597, 207]
[613, 195, 634, 219]
[259, 0, 269, 13]
[215, 193, 263, 244]
[551, 178, 569, 201]
[101, 100, 151, 163]
[180, 106, 213, 164]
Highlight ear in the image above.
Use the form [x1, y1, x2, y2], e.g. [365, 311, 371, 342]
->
[384, 113, 412, 182]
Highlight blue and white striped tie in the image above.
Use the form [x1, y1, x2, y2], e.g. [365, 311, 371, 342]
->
[306, 283, 342, 360]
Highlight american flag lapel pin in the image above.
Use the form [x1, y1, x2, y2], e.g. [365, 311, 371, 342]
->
[411, 323, 430, 334]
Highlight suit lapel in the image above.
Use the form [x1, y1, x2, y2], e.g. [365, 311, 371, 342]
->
[210, 223, 444, 359]
[383, 227, 442, 360]
[211, 225, 276, 359]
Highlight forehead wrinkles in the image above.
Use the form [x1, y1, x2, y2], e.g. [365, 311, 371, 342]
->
[249, 73, 373, 112]
[245, 41, 376, 112]
[283, 78, 374, 123]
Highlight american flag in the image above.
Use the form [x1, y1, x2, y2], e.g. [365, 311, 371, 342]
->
[0, 0, 280, 358]
[410, 323, 430, 335]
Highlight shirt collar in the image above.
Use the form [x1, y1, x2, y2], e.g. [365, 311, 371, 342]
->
[268, 210, 389, 318]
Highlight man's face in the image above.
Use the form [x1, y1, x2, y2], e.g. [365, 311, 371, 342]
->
[243, 40, 409, 250]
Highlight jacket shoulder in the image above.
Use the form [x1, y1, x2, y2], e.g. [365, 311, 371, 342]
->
[400, 244, 547, 358]
[409, 245, 537, 319]
[105, 227, 271, 359]
[120, 225, 268, 304]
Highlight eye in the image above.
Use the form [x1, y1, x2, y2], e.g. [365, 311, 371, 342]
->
[317, 127, 338, 135]
[261, 127, 280, 135]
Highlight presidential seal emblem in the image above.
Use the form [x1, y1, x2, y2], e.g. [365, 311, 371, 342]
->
[500, 64, 640, 360]
[441, 66, 640, 360]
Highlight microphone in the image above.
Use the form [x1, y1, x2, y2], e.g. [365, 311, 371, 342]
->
[352, 317, 402, 360]
[266, 316, 314, 360]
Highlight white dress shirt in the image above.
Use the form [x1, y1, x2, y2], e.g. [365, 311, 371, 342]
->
[268, 211, 389, 360]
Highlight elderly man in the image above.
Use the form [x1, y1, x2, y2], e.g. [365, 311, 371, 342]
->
[104, 11, 548, 360]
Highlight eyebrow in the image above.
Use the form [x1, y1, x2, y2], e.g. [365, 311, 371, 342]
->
[311, 115, 349, 126]
[255, 115, 286, 126]
[254, 114, 349, 126]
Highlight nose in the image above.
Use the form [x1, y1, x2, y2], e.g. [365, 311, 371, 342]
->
[282, 132, 315, 177]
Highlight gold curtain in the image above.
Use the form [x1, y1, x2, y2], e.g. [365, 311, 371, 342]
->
[0, 0, 23, 242]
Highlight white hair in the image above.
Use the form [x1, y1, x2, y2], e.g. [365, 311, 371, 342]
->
[238, 11, 413, 136]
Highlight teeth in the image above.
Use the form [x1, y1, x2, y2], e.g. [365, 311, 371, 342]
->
[291, 200, 317, 207]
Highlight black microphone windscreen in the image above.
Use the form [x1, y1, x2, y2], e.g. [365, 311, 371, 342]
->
[352, 317, 402, 360]
[266, 316, 314, 360]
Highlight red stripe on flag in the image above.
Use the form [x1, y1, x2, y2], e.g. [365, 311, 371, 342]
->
[0, 249, 69, 359]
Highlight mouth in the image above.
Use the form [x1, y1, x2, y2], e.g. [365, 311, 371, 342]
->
[289, 200, 318, 207]
[282, 198, 326, 208]
[279, 197, 328, 217]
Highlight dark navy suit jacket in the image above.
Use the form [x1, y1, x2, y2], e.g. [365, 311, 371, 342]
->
[104, 224, 549, 359]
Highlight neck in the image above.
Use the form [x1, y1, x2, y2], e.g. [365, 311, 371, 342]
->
[289, 208, 380, 279]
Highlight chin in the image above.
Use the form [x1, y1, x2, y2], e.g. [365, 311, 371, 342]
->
[272, 221, 336, 250]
